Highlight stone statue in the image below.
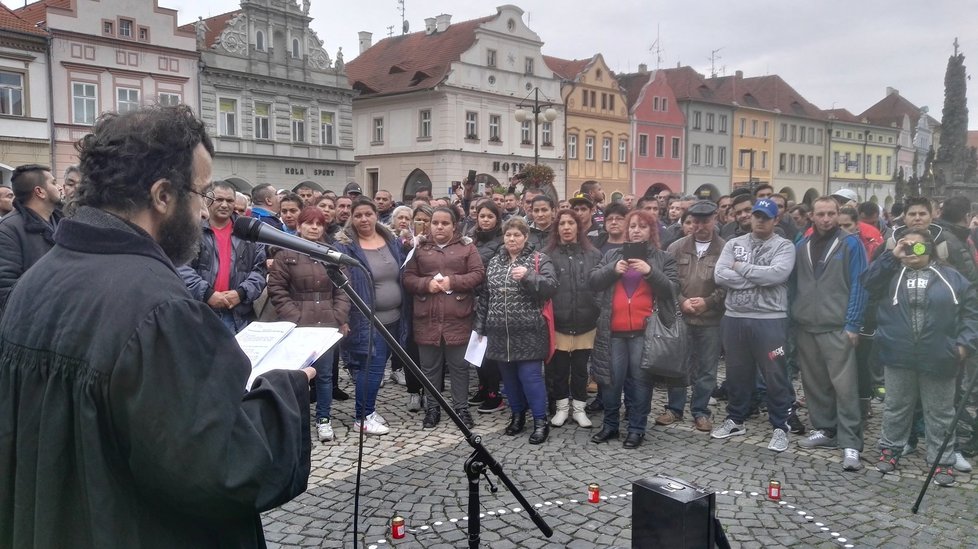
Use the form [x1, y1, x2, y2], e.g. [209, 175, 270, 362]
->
[194, 16, 209, 48]
[335, 47, 344, 71]
[302, 0, 310, 15]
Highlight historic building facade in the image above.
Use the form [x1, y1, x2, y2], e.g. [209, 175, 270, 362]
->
[0, 4, 49, 185]
[618, 65, 685, 198]
[861, 87, 940, 186]
[545, 53, 629, 198]
[346, 5, 564, 201]
[15, 0, 199, 177]
[181, 0, 354, 192]
[825, 108, 899, 206]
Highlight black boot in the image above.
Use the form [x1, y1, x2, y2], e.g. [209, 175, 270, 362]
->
[528, 418, 550, 444]
[504, 411, 526, 435]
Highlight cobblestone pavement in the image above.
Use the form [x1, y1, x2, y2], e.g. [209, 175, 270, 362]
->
[263, 366, 978, 548]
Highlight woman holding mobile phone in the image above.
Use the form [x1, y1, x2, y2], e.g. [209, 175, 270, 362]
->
[589, 209, 679, 449]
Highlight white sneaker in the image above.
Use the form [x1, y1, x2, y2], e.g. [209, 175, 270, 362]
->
[368, 411, 388, 426]
[711, 419, 746, 439]
[842, 448, 862, 471]
[954, 451, 973, 472]
[317, 418, 334, 442]
[354, 415, 390, 435]
[391, 369, 407, 386]
[768, 428, 789, 452]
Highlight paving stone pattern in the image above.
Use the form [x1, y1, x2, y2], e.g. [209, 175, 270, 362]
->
[263, 366, 978, 548]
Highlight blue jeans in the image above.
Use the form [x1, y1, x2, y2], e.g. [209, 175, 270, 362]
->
[347, 320, 397, 420]
[314, 349, 335, 421]
[498, 360, 548, 419]
[721, 316, 794, 430]
[667, 324, 721, 419]
[602, 336, 653, 435]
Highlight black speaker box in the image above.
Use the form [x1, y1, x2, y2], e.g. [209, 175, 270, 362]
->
[632, 474, 716, 549]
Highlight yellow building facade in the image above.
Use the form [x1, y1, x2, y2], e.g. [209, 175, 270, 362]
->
[545, 54, 631, 198]
[826, 113, 899, 204]
[730, 108, 776, 191]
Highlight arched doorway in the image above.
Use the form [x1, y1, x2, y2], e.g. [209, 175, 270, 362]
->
[643, 182, 671, 199]
[224, 176, 254, 192]
[777, 187, 796, 203]
[402, 168, 432, 201]
[870, 195, 879, 204]
[693, 184, 721, 202]
[802, 188, 820, 206]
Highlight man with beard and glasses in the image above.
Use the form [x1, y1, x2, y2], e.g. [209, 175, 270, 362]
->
[0, 105, 315, 547]
[0, 164, 63, 314]
[179, 180, 267, 334]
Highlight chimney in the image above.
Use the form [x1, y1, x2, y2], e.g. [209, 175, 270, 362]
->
[886, 86, 899, 96]
[424, 17, 436, 35]
[435, 14, 451, 33]
[358, 31, 372, 54]
[735, 70, 743, 79]
[638, 63, 648, 74]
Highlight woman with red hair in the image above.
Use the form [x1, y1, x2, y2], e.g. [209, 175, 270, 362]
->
[588, 209, 678, 449]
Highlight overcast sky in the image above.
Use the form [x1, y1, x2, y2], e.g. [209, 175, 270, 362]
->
[170, 0, 978, 130]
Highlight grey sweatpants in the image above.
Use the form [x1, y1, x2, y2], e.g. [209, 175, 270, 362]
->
[419, 342, 470, 411]
[879, 366, 956, 466]
[797, 329, 863, 450]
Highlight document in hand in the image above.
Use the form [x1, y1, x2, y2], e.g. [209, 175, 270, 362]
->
[464, 330, 487, 368]
[235, 321, 343, 390]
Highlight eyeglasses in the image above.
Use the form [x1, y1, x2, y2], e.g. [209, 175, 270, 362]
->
[188, 188, 214, 207]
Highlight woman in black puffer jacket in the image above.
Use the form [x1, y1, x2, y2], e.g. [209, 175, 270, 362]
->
[467, 200, 506, 413]
[545, 209, 602, 429]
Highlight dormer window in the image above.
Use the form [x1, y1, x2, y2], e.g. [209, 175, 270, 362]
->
[291, 38, 300, 59]
[256, 30, 265, 51]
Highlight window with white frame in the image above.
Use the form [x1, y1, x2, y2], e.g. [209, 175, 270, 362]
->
[465, 111, 478, 139]
[671, 137, 680, 158]
[489, 114, 501, 141]
[419, 109, 431, 138]
[751, 120, 758, 137]
[639, 134, 648, 157]
[116, 87, 140, 113]
[761, 151, 768, 169]
[691, 144, 701, 165]
[808, 127, 815, 144]
[718, 114, 728, 133]
[739, 117, 746, 135]
[780, 123, 788, 141]
[568, 134, 578, 159]
[541, 122, 552, 145]
[655, 135, 664, 158]
[520, 120, 531, 144]
[763, 121, 770, 138]
[291, 106, 306, 142]
[718, 146, 726, 167]
[524, 57, 534, 75]
[487, 49, 496, 67]
[73, 82, 97, 125]
[585, 136, 594, 160]
[158, 92, 180, 106]
[103, 21, 113, 35]
[0, 71, 24, 116]
[653, 97, 659, 111]
[373, 117, 384, 142]
[119, 18, 133, 38]
[602, 137, 611, 161]
[320, 111, 335, 145]
[256, 30, 265, 51]
[254, 102, 270, 140]
[705, 145, 714, 166]
[619, 139, 627, 163]
[661, 98, 668, 111]
[692, 111, 701, 130]
[219, 98, 237, 136]
[706, 113, 714, 132]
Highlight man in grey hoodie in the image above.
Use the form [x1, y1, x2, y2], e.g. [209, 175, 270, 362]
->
[711, 198, 797, 452]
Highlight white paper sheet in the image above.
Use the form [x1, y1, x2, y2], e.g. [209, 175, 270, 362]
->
[240, 325, 343, 390]
[464, 331, 487, 368]
[235, 321, 296, 367]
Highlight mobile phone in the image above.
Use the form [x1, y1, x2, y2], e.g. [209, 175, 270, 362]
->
[623, 242, 647, 261]
[904, 241, 932, 257]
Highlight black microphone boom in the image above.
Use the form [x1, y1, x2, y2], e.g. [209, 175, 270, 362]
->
[232, 217, 361, 267]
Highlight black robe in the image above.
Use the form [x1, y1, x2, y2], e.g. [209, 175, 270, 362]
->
[0, 207, 311, 548]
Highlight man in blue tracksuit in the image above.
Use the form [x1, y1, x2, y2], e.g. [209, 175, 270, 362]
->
[792, 196, 868, 471]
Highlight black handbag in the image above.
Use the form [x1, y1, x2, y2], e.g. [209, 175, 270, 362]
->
[640, 300, 689, 379]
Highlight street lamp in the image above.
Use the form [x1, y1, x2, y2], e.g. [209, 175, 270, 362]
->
[514, 87, 558, 165]
[739, 148, 756, 190]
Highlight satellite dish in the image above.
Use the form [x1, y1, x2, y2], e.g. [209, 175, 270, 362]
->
[402, 20, 409, 34]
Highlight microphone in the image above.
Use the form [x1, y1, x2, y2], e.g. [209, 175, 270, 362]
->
[233, 216, 362, 268]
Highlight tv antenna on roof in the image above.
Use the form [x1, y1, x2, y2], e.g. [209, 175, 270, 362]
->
[709, 48, 723, 78]
[648, 24, 664, 69]
[387, 25, 394, 37]
[398, 0, 409, 34]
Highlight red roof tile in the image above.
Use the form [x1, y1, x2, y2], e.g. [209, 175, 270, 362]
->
[542, 55, 590, 81]
[707, 73, 825, 120]
[824, 108, 862, 123]
[614, 71, 652, 110]
[12, 0, 69, 29]
[860, 91, 939, 129]
[345, 14, 493, 97]
[177, 9, 241, 50]
[0, 2, 47, 36]
[659, 66, 719, 103]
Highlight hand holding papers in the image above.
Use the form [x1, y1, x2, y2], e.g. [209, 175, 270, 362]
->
[236, 322, 343, 389]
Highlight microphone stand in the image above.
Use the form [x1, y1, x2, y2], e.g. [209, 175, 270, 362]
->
[322, 265, 553, 548]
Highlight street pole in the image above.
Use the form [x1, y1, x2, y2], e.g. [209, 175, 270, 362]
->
[533, 87, 540, 165]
